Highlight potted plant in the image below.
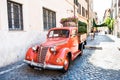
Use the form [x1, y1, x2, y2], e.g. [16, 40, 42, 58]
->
[60, 17, 78, 27]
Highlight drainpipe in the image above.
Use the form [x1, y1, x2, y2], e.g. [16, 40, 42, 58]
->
[73, 0, 78, 28]
[73, 0, 75, 17]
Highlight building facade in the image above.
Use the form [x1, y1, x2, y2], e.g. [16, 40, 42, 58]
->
[111, 0, 120, 37]
[77, 0, 93, 33]
[0, 0, 93, 67]
[88, 0, 94, 32]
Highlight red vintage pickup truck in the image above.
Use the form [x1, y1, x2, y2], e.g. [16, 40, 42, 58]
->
[24, 27, 87, 72]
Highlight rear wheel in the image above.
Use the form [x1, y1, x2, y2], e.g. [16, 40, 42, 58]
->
[83, 40, 87, 49]
[62, 55, 70, 73]
[84, 40, 87, 45]
[79, 43, 83, 56]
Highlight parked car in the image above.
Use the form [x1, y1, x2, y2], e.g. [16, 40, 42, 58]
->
[24, 27, 87, 72]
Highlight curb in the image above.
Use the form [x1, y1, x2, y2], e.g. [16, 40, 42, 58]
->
[85, 45, 102, 50]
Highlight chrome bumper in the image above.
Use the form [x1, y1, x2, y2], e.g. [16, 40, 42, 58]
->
[24, 60, 63, 70]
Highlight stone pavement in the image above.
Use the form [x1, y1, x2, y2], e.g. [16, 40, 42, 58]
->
[86, 33, 120, 70]
[107, 34, 120, 49]
[0, 32, 120, 80]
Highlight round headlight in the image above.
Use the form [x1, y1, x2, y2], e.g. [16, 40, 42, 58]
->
[32, 45, 38, 51]
[50, 46, 56, 54]
[50, 47, 56, 52]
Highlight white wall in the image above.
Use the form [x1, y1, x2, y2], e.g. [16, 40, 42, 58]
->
[0, 31, 46, 67]
[0, 0, 44, 67]
[0, 0, 8, 31]
[0, 0, 74, 68]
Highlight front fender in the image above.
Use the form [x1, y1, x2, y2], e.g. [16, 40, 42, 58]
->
[25, 48, 38, 62]
[47, 47, 71, 65]
[58, 48, 71, 59]
[25, 48, 34, 60]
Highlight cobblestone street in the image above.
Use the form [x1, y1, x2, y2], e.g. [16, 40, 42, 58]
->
[0, 34, 120, 80]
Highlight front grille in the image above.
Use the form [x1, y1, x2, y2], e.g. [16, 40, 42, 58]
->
[38, 47, 48, 64]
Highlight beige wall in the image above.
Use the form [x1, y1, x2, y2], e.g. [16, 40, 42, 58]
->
[87, 0, 94, 33]
[78, 0, 88, 23]
[79, 0, 87, 9]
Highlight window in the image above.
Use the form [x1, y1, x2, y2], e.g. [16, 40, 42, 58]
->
[43, 8, 56, 30]
[85, 0, 88, 3]
[74, 0, 78, 6]
[48, 29, 69, 38]
[7, 1, 23, 30]
[77, 3, 81, 15]
[118, 0, 120, 7]
[82, 7, 85, 17]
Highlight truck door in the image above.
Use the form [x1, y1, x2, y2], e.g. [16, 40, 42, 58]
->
[70, 29, 79, 54]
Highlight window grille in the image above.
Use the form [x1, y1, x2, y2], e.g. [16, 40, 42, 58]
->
[8, 1, 23, 31]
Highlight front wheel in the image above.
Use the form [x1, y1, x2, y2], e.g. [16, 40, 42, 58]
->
[28, 64, 34, 68]
[62, 56, 70, 73]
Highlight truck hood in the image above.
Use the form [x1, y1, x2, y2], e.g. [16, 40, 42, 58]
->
[41, 38, 68, 47]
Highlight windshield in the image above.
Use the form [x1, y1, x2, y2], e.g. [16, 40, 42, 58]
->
[48, 29, 69, 38]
